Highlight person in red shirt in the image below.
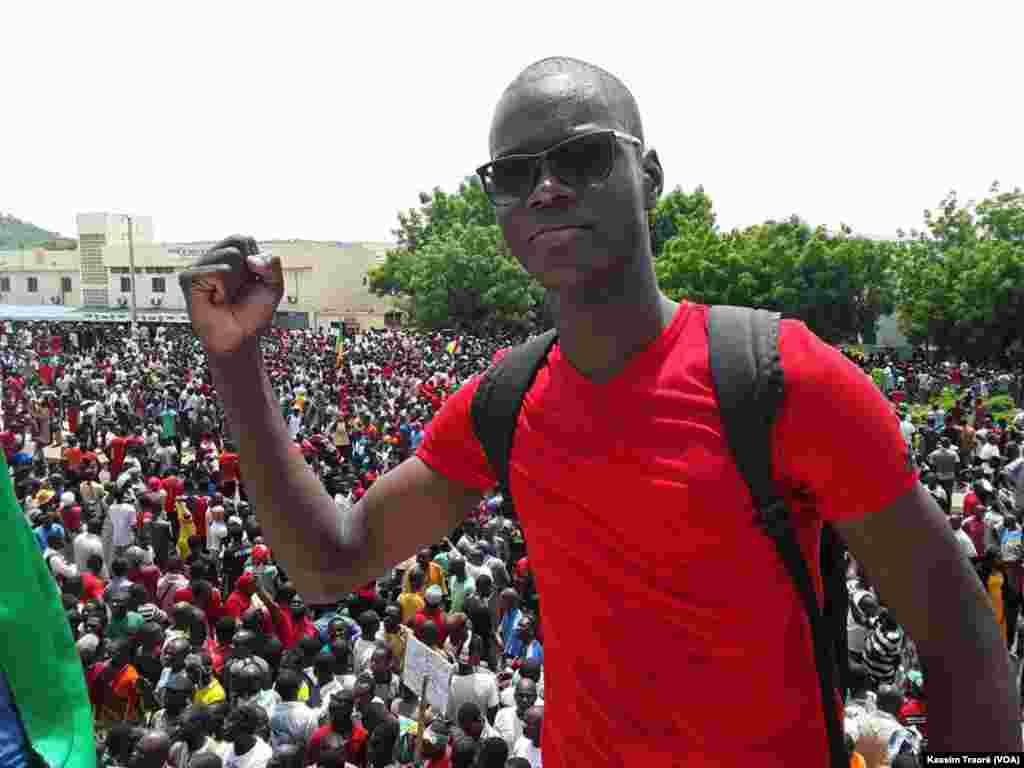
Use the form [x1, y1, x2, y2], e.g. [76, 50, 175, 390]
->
[108, 432, 128, 478]
[0, 429, 16, 462]
[162, 471, 184, 517]
[307, 690, 368, 768]
[222, 572, 258, 620]
[259, 583, 317, 650]
[81, 554, 106, 604]
[219, 443, 240, 493]
[184, 61, 1020, 763]
[415, 585, 448, 646]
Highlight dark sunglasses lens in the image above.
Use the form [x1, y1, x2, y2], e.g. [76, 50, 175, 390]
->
[483, 158, 536, 205]
[549, 133, 614, 188]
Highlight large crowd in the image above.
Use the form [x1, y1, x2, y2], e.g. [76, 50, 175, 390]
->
[2, 319, 1023, 768]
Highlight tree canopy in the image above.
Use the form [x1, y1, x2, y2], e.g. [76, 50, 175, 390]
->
[373, 177, 1024, 362]
[368, 178, 544, 332]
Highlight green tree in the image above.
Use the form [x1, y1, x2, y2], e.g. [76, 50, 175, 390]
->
[892, 183, 1024, 362]
[656, 211, 896, 343]
[650, 186, 716, 257]
[369, 177, 544, 331]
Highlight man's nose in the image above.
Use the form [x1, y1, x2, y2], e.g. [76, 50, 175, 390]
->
[526, 170, 577, 210]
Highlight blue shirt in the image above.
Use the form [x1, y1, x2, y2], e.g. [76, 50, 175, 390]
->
[0, 669, 29, 768]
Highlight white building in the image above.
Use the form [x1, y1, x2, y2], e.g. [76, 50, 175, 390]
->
[0, 213, 401, 330]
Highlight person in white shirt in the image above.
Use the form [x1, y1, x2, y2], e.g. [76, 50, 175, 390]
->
[221, 703, 273, 768]
[494, 678, 539, 748]
[73, 517, 105, 572]
[950, 515, 978, 560]
[512, 706, 543, 768]
[899, 415, 916, 448]
[43, 531, 78, 583]
[1004, 447, 1024, 512]
[447, 637, 500, 724]
[207, 505, 228, 553]
[108, 488, 138, 554]
[269, 669, 319, 750]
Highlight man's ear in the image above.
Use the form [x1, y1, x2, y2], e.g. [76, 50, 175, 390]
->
[642, 148, 664, 210]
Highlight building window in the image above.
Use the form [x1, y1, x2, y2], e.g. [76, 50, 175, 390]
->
[0, 277, 9, 292]
[120, 277, 131, 293]
[27, 277, 38, 293]
[152, 277, 166, 293]
[61, 277, 72, 292]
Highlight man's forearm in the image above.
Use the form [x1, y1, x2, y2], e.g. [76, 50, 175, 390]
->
[208, 340, 366, 601]
[914, 558, 1020, 751]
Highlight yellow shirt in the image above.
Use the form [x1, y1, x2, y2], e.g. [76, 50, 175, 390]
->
[381, 626, 413, 674]
[398, 592, 425, 625]
[193, 678, 226, 706]
[402, 562, 447, 596]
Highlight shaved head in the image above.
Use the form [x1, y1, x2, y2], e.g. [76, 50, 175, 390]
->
[490, 56, 643, 157]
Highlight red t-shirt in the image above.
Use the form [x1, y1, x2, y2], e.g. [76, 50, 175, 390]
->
[307, 723, 368, 767]
[190, 496, 209, 538]
[162, 476, 184, 516]
[108, 436, 128, 477]
[414, 303, 917, 767]
[220, 453, 240, 483]
[82, 572, 106, 603]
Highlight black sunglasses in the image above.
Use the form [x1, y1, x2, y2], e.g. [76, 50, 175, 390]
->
[476, 129, 642, 207]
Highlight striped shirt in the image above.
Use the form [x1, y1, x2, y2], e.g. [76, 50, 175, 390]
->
[863, 622, 905, 686]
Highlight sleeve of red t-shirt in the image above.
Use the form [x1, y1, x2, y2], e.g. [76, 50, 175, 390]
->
[414, 375, 496, 492]
[773, 320, 918, 523]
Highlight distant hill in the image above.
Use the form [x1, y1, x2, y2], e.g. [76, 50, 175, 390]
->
[0, 213, 76, 250]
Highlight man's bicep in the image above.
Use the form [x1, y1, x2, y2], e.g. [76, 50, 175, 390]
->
[834, 482, 985, 646]
[355, 456, 482, 576]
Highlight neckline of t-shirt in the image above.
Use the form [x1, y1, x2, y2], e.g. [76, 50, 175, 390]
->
[548, 301, 693, 390]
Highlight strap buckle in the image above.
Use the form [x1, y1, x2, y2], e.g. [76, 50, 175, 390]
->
[756, 497, 792, 540]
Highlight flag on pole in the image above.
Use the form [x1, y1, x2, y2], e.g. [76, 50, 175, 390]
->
[0, 452, 95, 767]
[446, 337, 459, 355]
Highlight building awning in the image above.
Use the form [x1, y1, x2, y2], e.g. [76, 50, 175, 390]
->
[0, 305, 191, 323]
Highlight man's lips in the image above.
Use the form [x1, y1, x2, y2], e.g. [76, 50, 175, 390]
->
[528, 225, 590, 242]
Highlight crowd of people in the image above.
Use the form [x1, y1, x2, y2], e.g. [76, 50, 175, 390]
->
[2, 318, 1023, 767]
[2, 319, 542, 768]
[839, 350, 1024, 764]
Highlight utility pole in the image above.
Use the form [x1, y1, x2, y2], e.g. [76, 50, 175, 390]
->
[125, 215, 138, 336]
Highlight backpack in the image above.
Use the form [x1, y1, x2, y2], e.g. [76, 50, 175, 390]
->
[470, 305, 849, 768]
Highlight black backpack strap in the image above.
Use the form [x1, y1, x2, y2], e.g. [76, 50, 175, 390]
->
[707, 305, 846, 768]
[470, 330, 559, 492]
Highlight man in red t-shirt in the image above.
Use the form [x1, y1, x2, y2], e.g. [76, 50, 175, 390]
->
[108, 433, 129, 478]
[183, 60, 1020, 763]
[307, 690, 368, 767]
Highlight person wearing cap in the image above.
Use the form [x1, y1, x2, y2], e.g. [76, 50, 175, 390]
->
[247, 543, 279, 600]
[416, 585, 448, 645]
[223, 571, 260, 623]
[207, 504, 228, 554]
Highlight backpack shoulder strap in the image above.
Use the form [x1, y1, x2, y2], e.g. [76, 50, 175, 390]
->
[706, 305, 847, 768]
[470, 330, 558, 492]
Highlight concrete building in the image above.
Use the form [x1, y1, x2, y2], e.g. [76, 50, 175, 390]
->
[0, 214, 400, 330]
[0, 248, 80, 307]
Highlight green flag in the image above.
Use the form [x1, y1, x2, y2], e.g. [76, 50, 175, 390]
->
[0, 453, 95, 767]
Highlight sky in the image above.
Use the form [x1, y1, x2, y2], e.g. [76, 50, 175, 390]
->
[5, 1, 1023, 244]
